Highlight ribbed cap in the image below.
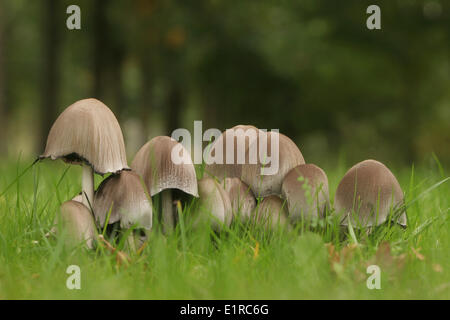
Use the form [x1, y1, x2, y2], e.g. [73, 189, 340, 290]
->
[40, 98, 129, 175]
[242, 132, 305, 197]
[93, 171, 152, 230]
[131, 136, 198, 197]
[223, 177, 256, 222]
[334, 159, 406, 227]
[281, 164, 330, 222]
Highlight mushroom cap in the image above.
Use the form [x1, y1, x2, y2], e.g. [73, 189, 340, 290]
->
[223, 177, 256, 222]
[197, 177, 233, 231]
[281, 164, 330, 222]
[242, 132, 305, 198]
[204, 125, 261, 180]
[40, 98, 129, 175]
[252, 195, 290, 230]
[93, 171, 152, 230]
[57, 200, 97, 249]
[131, 136, 198, 197]
[334, 159, 406, 227]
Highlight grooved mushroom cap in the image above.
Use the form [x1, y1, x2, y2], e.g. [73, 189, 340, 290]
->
[204, 125, 261, 180]
[131, 136, 198, 197]
[334, 159, 407, 227]
[281, 164, 330, 222]
[252, 195, 290, 230]
[223, 177, 256, 222]
[242, 132, 305, 198]
[40, 98, 129, 175]
[57, 200, 97, 249]
[197, 177, 232, 231]
[93, 171, 152, 230]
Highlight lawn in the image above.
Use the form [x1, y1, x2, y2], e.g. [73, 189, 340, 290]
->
[0, 157, 448, 299]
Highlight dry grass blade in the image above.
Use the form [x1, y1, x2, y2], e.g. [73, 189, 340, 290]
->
[98, 235, 131, 267]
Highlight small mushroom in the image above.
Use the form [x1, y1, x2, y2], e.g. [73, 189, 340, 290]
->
[281, 164, 330, 223]
[131, 136, 198, 232]
[93, 170, 152, 231]
[222, 177, 256, 223]
[204, 125, 261, 180]
[196, 177, 233, 231]
[334, 159, 407, 228]
[56, 200, 97, 249]
[251, 195, 290, 231]
[242, 132, 305, 198]
[40, 98, 129, 210]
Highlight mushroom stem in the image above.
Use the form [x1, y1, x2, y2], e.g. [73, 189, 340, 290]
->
[82, 164, 94, 211]
[161, 189, 174, 233]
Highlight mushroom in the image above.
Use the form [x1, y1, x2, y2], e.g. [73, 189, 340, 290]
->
[251, 195, 290, 231]
[131, 136, 198, 232]
[242, 132, 305, 198]
[196, 177, 233, 231]
[334, 159, 407, 228]
[204, 125, 261, 180]
[93, 170, 152, 231]
[222, 177, 256, 223]
[56, 200, 97, 249]
[281, 164, 330, 223]
[40, 98, 129, 211]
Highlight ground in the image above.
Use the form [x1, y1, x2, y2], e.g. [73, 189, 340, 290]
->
[0, 158, 448, 299]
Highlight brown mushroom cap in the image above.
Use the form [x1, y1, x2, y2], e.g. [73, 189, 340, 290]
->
[197, 177, 233, 231]
[223, 177, 256, 222]
[93, 171, 152, 230]
[252, 195, 290, 230]
[204, 125, 261, 180]
[131, 136, 198, 197]
[40, 98, 129, 175]
[242, 132, 305, 198]
[57, 200, 97, 249]
[334, 159, 407, 227]
[281, 164, 330, 222]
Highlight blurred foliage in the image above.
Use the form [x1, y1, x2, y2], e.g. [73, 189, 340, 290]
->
[0, 0, 448, 166]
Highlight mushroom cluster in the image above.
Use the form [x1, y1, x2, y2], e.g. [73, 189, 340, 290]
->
[203, 126, 331, 230]
[203, 126, 406, 232]
[41, 99, 152, 249]
[41, 101, 407, 248]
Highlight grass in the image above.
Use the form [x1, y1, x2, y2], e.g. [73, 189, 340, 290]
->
[0, 156, 448, 299]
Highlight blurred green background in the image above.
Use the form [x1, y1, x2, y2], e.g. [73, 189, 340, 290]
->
[0, 0, 448, 167]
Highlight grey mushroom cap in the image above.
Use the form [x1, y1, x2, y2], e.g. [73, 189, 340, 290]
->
[40, 98, 129, 175]
[252, 195, 290, 230]
[131, 136, 198, 197]
[281, 164, 330, 222]
[197, 177, 233, 231]
[223, 177, 256, 222]
[93, 171, 152, 230]
[56, 200, 97, 249]
[204, 125, 261, 180]
[242, 132, 305, 198]
[334, 159, 407, 228]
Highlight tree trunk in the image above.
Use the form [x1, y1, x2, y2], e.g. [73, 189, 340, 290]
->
[166, 84, 182, 135]
[92, 0, 107, 100]
[40, 0, 60, 151]
[0, 5, 6, 154]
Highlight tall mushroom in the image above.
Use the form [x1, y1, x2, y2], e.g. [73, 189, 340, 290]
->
[204, 125, 261, 180]
[56, 200, 97, 249]
[334, 159, 407, 228]
[93, 170, 152, 231]
[131, 136, 198, 232]
[223, 177, 256, 223]
[196, 177, 233, 231]
[40, 98, 129, 210]
[242, 132, 305, 198]
[281, 164, 330, 223]
[252, 195, 290, 231]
